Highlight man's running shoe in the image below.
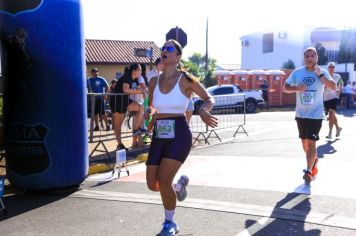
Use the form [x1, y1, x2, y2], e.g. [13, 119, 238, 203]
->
[336, 127, 342, 137]
[175, 175, 189, 202]
[303, 169, 313, 183]
[311, 158, 318, 177]
[159, 220, 179, 236]
[326, 133, 332, 139]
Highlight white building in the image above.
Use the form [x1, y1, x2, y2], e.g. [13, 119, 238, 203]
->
[240, 26, 355, 82]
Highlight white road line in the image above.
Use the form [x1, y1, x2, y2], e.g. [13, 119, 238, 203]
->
[236, 194, 310, 235]
[71, 189, 356, 230]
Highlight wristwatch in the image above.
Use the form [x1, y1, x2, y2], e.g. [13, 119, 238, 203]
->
[318, 73, 324, 78]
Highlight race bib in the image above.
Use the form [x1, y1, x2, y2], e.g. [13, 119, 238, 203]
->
[300, 91, 315, 105]
[155, 120, 175, 139]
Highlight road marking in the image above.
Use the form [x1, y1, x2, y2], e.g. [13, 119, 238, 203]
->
[71, 189, 356, 230]
[236, 194, 310, 235]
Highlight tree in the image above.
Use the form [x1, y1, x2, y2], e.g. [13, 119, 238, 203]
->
[281, 59, 296, 69]
[181, 52, 217, 87]
[315, 43, 328, 65]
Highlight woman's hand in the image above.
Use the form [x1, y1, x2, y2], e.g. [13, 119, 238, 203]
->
[199, 109, 218, 128]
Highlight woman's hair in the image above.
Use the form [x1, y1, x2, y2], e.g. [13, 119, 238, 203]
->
[128, 63, 140, 77]
[140, 63, 148, 85]
[177, 62, 199, 83]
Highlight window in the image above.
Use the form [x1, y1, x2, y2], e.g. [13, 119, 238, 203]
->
[211, 87, 234, 95]
[263, 33, 273, 53]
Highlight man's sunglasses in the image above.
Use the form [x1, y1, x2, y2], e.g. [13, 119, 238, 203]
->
[161, 46, 175, 53]
[328, 66, 335, 68]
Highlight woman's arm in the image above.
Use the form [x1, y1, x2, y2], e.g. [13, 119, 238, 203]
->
[123, 83, 144, 94]
[189, 80, 217, 128]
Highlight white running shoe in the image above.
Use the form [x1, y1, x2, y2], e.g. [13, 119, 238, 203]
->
[175, 175, 189, 202]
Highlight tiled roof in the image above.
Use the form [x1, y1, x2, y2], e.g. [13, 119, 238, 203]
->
[85, 39, 161, 64]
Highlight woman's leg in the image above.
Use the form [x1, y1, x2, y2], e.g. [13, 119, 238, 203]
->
[128, 102, 144, 146]
[146, 165, 160, 191]
[158, 158, 182, 211]
[113, 112, 125, 145]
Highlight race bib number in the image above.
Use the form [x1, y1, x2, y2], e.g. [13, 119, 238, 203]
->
[155, 120, 175, 139]
[300, 91, 315, 105]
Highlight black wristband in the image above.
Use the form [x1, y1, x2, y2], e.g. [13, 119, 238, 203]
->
[319, 73, 324, 78]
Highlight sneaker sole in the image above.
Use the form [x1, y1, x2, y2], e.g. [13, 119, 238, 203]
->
[176, 175, 189, 202]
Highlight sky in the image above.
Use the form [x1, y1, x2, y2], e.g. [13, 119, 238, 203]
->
[83, 0, 356, 65]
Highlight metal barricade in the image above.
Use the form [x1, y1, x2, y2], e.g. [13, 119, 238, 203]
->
[87, 93, 149, 160]
[190, 94, 248, 145]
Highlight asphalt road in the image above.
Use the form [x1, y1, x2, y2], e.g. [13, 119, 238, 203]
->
[1, 109, 356, 236]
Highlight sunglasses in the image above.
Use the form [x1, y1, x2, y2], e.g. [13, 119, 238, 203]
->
[161, 46, 175, 53]
[328, 66, 335, 68]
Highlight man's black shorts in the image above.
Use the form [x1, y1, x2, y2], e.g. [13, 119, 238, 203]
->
[324, 98, 338, 111]
[295, 117, 322, 141]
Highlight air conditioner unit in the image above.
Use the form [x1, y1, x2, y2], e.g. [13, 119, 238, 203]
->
[278, 31, 287, 39]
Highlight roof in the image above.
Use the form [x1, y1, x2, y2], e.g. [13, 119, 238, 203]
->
[85, 39, 161, 64]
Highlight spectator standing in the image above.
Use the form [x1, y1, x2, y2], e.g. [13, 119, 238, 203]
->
[259, 79, 269, 109]
[324, 62, 343, 139]
[283, 47, 336, 183]
[87, 68, 110, 131]
[147, 58, 164, 83]
[343, 80, 354, 109]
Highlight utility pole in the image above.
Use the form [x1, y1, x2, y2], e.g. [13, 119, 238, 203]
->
[205, 18, 209, 85]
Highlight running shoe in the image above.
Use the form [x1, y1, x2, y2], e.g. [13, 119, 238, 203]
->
[326, 133, 332, 139]
[303, 169, 313, 183]
[175, 175, 189, 202]
[159, 220, 179, 236]
[311, 158, 318, 177]
[336, 127, 342, 137]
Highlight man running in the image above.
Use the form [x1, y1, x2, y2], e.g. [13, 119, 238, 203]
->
[283, 47, 336, 183]
[324, 62, 343, 139]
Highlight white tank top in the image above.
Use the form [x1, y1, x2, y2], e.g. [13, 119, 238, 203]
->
[152, 73, 190, 114]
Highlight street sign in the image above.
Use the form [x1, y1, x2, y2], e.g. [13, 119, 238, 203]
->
[166, 27, 187, 48]
[134, 48, 154, 58]
[134, 48, 148, 57]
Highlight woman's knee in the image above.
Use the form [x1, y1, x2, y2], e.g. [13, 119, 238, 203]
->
[147, 180, 159, 191]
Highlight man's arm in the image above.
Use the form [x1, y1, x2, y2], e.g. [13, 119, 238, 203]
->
[320, 75, 336, 90]
[283, 83, 307, 93]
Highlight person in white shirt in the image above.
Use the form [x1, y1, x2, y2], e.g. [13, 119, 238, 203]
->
[146, 58, 164, 83]
[324, 62, 343, 139]
[343, 80, 354, 109]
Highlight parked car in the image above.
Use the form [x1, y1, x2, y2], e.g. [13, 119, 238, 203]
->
[193, 84, 265, 113]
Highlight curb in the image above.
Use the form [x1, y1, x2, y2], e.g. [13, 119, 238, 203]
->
[88, 152, 148, 175]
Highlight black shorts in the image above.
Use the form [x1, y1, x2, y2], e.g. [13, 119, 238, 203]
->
[110, 95, 132, 114]
[146, 116, 192, 165]
[295, 117, 322, 141]
[324, 98, 338, 111]
[94, 99, 106, 115]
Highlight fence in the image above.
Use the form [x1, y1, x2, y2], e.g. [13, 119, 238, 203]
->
[87, 93, 150, 160]
[189, 94, 248, 145]
[88, 93, 249, 158]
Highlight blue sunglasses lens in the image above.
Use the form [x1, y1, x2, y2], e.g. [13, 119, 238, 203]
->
[161, 46, 175, 52]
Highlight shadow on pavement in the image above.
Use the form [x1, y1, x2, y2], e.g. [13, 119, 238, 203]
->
[317, 139, 339, 158]
[338, 108, 356, 118]
[0, 189, 75, 221]
[243, 192, 321, 235]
